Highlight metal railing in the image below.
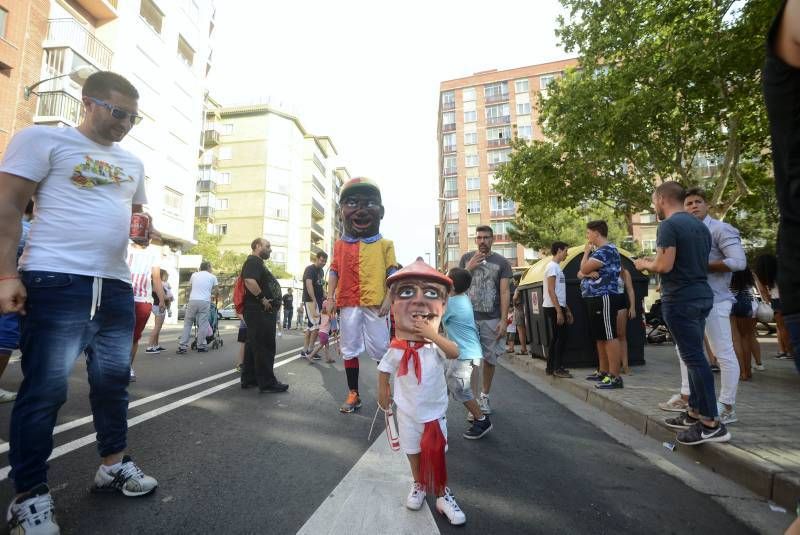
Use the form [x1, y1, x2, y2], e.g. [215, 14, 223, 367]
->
[446, 234, 460, 245]
[195, 206, 215, 218]
[311, 221, 325, 236]
[442, 123, 456, 132]
[202, 129, 220, 148]
[442, 167, 457, 176]
[312, 198, 325, 218]
[442, 144, 457, 154]
[441, 100, 455, 111]
[486, 115, 511, 126]
[46, 19, 113, 69]
[196, 180, 216, 193]
[487, 138, 510, 148]
[490, 209, 515, 218]
[312, 176, 326, 196]
[493, 233, 510, 242]
[35, 91, 83, 125]
[442, 188, 458, 198]
[485, 93, 509, 104]
[310, 244, 325, 256]
[488, 162, 508, 171]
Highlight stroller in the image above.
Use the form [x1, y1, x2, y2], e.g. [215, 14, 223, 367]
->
[644, 299, 672, 345]
[191, 303, 223, 350]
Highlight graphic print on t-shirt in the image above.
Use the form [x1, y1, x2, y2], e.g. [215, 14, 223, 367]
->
[469, 262, 500, 315]
[71, 156, 136, 189]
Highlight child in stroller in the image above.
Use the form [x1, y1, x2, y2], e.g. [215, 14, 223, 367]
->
[191, 303, 223, 350]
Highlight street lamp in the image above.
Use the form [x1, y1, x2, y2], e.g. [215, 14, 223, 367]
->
[24, 65, 97, 100]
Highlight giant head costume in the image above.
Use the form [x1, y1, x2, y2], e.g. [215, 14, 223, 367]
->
[339, 177, 384, 239]
[387, 258, 453, 341]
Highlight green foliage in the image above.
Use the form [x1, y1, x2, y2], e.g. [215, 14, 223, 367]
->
[187, 225, 293, 278]
[497, 0, 778, 230]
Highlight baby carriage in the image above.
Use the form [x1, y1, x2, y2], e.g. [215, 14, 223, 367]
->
[191, 303, 223, 350]
[644, 299, 672, 345]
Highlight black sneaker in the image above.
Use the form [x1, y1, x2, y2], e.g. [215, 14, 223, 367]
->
[259, 382, 289, 393]
[595, 376, 623, 389]
[664, 412, 699, 430]
[312, 354, 322, 361]
[585, 371, 607, 381]
[197, 347, 208, 353]
[710, 364, 720, 373]
[677, 421, 731, 445]
[176, 347, 188, 355]
[554, 368, 573, 379]
[463, 417, 492, 440]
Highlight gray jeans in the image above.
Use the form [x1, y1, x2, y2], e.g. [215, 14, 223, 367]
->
[179, 300, 210, 349]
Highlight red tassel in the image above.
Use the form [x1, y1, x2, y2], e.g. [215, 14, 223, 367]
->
[419, 420, 447, 495]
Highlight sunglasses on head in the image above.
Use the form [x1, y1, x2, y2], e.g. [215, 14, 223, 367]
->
[88, 97, 143, 125]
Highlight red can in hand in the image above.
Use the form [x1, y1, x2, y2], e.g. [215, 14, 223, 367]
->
[130, 213, 151, 242]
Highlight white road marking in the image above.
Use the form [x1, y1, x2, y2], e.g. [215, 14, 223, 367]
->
[0, 350, 305, 480]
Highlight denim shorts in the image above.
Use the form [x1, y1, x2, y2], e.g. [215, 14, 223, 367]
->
[0, 312, 20, 353]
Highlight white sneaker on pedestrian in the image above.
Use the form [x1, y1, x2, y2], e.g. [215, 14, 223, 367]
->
[129, 368, 136, 382]
[277, 331, 282, 337]
[92, 456, 158, 497]
[144, 346, 160, 354]
[754, 363, 765, 371]
[478, 394, 492, 415]
[0, 388, 17, 403]
[6, 483, 60, 535]
[435, 487, 466, 525]
[406, 481, 426, 510]
[658, 394, 688, 412]
[717, 402, 738, 425]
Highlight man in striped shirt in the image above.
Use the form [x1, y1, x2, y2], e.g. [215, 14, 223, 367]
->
[127, 236, 164, 381]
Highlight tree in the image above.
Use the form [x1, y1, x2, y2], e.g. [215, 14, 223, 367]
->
[187, 225, 292, 278]
[497, 0, 777, 240]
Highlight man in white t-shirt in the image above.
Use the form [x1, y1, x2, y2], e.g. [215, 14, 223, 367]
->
[543, 242, 574, 378]
[178, 261, 218, 353]
[126, 238, 164, 381]
[0, 71, 158, 534]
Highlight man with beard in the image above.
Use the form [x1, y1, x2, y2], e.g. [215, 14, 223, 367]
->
[240, 238, 288, 393]
[328, 178, 398, 413]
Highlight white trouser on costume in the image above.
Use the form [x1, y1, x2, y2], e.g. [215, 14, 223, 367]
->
[339, 306, 390, 360]
[678, 299, 739, 406]
[396, 411, 448, 455]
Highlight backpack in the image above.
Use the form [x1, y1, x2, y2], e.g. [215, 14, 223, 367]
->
[233, 276, 246, 315]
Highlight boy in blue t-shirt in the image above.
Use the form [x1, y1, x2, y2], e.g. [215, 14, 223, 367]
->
[442, 268, 492, 440]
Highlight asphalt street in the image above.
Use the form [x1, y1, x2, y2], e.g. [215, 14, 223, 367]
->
[0, 323, 754, 534]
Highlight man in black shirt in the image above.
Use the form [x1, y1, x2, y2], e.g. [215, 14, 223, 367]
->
[241, 238, 287, 393]
[282, 289, 294, 330]
[302, 251, 327, 359]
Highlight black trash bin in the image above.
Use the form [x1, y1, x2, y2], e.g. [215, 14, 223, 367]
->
[518, 246, 648, 369]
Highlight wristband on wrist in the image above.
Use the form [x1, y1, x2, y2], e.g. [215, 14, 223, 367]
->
[0, 275, 20, 282]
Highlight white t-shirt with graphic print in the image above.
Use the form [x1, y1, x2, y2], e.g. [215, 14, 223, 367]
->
[0, 126, 147, 282]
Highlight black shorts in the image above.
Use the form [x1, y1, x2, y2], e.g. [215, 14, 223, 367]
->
[611, 292, 628, 312]
[237, 327, 247, 343]
[585, 295, 618, 341]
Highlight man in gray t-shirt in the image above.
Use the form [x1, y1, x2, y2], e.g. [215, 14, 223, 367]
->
[459, 225, 512, 415]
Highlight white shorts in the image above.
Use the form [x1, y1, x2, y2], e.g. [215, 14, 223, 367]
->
[397, 410, 448, 455]
[339, 306, 390, 361]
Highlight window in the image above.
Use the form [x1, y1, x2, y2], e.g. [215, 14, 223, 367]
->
[641, 239, 657, 252]
[443, 177, 457, 195]
[467, 200, 481, 214]
[266, 193, 289, 219]
[218, 172, 231, 185]
[462, 87, 476, 102]
[218, 147, 232, 160]
[217, 224, 228, 236]
[441, 91, 455, 106]
[464, 132, 477, 145]
[0, 7, 8, 38]
[517, 125, 533, 140]
[640, 213, 657, 224]
[220, 123, 234, 135]
[442, 111, 455, 125]
[485, 104, 510, 119]
[463, 100, 476, 123]
[445, 199, 459, 219]
[140, 0, 164, 34]
[442, 133, 456, 150]
[488, 149, 512, 164]
[163, 187, 183, 215]
[177, 35, 195, 66]
[490, 196, 515, 211]
[216, 198, 228, 210]
[515, 79, 529, 93]
[467, 225, 476, 238]
[484, 81, 508, 99]
[487, 126, 512, 140]
[443, 155, 456, 174]
[491, 221, 513, 236]
[517, 102, 531, 115]
[465, 153, 479, 168]
[447, 247, 460, 262]
[466, 176, 480, 190]
[540, 74, 555, 99]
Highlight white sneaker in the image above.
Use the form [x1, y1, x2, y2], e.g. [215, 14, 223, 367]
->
[6, 483, 60, 534]
[435, 487, 466, 525]
[406, 481, 426, 510]
[0, 388, 17, 403]
[717, 402, 738, 425]
[129, 368, 136, 382]
[658, 394, 688, 412]
[92, 456, 158, 497]
[478, 395, 492, 415]
[754, 363, 765, 371]
[277, 331, 282, 337]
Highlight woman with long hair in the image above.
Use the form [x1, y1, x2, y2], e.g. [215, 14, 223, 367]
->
[730, 269, 763, 379]
[754, 254, 792, 359]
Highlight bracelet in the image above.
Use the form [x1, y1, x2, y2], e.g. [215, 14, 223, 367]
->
[0, 275, 20, 282]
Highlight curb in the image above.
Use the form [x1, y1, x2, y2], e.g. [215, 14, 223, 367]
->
[503, 352, 800, 510]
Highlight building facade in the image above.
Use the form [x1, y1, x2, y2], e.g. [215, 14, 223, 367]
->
[437, 59, 578, 270]
[198, 103, 347, 281]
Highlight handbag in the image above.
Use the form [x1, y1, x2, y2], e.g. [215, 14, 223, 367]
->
[756, 301, 774, 323]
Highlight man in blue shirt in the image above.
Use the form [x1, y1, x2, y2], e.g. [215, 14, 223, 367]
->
[636, 181, 730, 446]
[579, 220, 623, 390]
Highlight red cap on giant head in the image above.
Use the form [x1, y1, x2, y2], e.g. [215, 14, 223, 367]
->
[387, 257, 453, 291]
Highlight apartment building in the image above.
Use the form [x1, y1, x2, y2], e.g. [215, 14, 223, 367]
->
[436, 59, 578, 270]
[0, 0, 49, 155]
[198, 103, 347, 280]
[30, 0, 215, 317]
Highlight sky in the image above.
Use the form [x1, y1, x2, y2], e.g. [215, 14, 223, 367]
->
[208, 0, 573, 266]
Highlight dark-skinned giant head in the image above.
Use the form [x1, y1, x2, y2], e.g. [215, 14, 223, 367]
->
[339, 177, 384, 238]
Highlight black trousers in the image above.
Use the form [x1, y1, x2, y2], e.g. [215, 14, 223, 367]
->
[242, 306, 277, 388]
[544, 307, 568, 373]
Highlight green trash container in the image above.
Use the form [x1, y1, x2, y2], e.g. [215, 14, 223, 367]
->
[518, 245, 648, 368]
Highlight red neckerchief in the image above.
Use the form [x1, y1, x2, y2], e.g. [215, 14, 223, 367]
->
[390, 338, 425, 384]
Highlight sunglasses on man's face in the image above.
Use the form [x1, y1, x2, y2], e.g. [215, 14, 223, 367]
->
[88, 97, 143, 125]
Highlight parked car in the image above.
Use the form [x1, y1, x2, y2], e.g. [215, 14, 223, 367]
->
[219, 303, 239, 320]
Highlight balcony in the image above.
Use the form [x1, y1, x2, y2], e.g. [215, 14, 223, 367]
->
[311, 221, 325, 237]
[487, 138, 511, 148]
[493, 233, 510, 243]
[487, 115, 511, 126]
[488, 162, 508, 171]
[442, 188, 458, 198]
[312, 198, 325, 219]
[196, 180, 217, 193]
[442, 167, 457, 177]
[310, 244, 325, 256]
[490, 209, 516, 218]
[312, 176, 326, 196]
[195, 206, 215, 219]
[442, 123, 456, 133]
[202, 129, 220, 148]
[442, 144, 457, 154]
[74, 0, 118, 20]
[45, 19, 113, 69]
[446, 234, 460, 245]
[485, 93, 509, 104]
[34, 91, 83, 126]
[200, 152, 218, 168]
[442, 100, 455, 111]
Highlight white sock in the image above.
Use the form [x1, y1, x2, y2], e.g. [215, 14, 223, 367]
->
[101, 461, 122, 473]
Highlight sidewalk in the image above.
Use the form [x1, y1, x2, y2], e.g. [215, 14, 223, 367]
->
[503, 337, 800, 510]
